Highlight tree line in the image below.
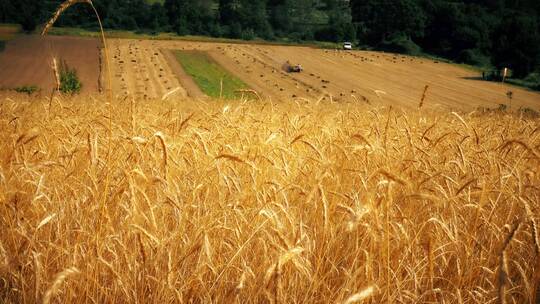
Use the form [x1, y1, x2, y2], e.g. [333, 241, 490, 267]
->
[1, 0, 539, 80]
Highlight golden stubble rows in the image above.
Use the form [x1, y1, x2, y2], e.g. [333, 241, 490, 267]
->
[0, 94, 539, 303]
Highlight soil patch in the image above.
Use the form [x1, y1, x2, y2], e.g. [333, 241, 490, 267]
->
[0, 35, 100, 94]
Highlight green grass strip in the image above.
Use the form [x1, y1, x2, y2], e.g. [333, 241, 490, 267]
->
[174, 50, 249, 99]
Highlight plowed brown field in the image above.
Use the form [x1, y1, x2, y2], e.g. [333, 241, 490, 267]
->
[0, 35, 100, 93]
[109, 38, 540, 110]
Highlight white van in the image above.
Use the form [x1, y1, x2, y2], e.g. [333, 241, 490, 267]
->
[343, 42, 353, 50]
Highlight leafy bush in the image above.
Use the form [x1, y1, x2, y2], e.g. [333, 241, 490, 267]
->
[240, 28, 255, 41]
[458, 49, 492, 68]
[523, 73, 540, 90]
[59, 61, 82, 94]
[316, 20, 357, 43]
[378, 33, 422, 56]
[14, 85, 39, 95]
[523, 72, 540, 84]
[501, 72, 540, 91]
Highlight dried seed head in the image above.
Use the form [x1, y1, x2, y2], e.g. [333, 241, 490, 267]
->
[42, 267, 80, 304]
[42, 1, 93, 36]
[343, 285, 376, 304]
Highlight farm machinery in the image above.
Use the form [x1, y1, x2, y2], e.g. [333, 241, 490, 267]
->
[283, 61, 303, 73]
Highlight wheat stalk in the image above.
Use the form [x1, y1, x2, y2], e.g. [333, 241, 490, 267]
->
[41, 0, 115, 244]
[419, 85, 429, 108]
[41, 0, 91, 36]
[343, 285, 376, 304]
[498, 222, 521, 304]
[0, 95, 538, 303]
[52, 58, 60, 91]
[32, 252, 42, 303]
[154, 132, 168, 181]
[42, 267, 80, 304]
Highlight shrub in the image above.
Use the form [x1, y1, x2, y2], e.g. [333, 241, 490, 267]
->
[14, 85, 39, 95]
[458, 49, 492, 68]
[522, 72, 540, 90]
[483, 70, 503, 81]
[59, 61, 82, 94]
[0, 41, 5, 52]
[378, 33, 422, 56]
[229, 23, 242, 39]
[240, 28, 255, 41]
[523, 72, 540, 83]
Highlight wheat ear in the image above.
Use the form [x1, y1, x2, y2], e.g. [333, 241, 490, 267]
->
[42, 267, 80, 304]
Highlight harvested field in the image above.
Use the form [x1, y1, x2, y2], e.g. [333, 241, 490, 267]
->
[0, 35, 100, 93]
[109, 39, 540, 110]
[108, 39, 187, 100]
[0, 93, 539, 303]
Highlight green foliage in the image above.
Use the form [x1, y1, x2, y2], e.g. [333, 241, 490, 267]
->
[14, 85, 39, 94]
[523, 72, 540, 85]
[59, 61, 82, 94]
[378, 33, 421, 56]
[165, 0, 215, 35]
[15, 0, 39, 32]
[0, 41, 4, 52]
[457, 49, 492, 68]
[491, 12, 540, 78]
[506, 72, 540, 91]
[315, 1, 356, 43]
[174, 51, 249, 99]
[351, 0, 426, 42]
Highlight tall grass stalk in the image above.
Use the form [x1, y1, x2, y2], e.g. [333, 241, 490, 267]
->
[41, 0, 115, 249]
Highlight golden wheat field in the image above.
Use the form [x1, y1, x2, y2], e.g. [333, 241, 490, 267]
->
[0, 93, 539, 304]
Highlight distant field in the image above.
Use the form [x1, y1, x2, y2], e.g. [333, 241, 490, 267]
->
[106, 38, 540, 110]
[175, 50, 249, 99]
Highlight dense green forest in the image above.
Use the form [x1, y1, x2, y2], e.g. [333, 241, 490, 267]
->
[1, 0, 539, 81]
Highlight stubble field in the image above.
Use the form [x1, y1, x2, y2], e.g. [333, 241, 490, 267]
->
[107, 38, 540, 110]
